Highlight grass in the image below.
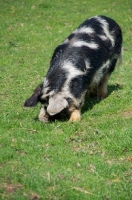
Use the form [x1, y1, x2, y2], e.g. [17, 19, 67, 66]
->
[0, 0, 132, 199]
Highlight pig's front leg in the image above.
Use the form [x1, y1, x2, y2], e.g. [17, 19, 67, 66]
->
[38, 106, 49, 123]
[69, 109, 81, 122]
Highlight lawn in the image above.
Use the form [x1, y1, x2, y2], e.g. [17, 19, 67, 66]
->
[0, 0, 132, 199]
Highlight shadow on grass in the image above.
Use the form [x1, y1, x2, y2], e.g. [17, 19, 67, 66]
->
[82, 83, 122, 114]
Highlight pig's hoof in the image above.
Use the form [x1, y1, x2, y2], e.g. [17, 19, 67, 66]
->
[39, 115, 49, 123]
[97, 93, 107, 101]
[69, 110, 81, 122]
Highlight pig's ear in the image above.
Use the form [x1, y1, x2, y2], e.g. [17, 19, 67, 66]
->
[24, 84, 43, 107]
[47, 94, 68, 115]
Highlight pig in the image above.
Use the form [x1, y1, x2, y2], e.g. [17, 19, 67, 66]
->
[24, 15, 122, 122]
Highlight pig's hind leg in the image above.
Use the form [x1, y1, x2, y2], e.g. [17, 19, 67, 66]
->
[97, 58, 118, 100]
[97, 74, 110, 100]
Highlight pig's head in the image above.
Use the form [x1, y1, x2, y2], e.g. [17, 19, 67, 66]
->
[46, 93, 68, 116]
[24, 83, 69, 121]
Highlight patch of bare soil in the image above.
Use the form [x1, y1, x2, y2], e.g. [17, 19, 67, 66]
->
[121, 110, 132, 118]
[3, 183, 22, 194]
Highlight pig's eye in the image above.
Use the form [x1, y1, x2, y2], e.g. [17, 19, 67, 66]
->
[40, 96, 49, 104]
[45, 97, 49, 103]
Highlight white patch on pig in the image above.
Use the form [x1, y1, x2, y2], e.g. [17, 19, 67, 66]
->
[96, 17, 115, 46]
[98, 34, 108, 41]
[85, 60, 91, 69]
[78, 26, 95, 34]
[92, 60, 110, 86]
[72, 40, 99, 49]
[41, 90, 55, 100]
[62, 61, 84, 81]
[61, 61, 85, 106]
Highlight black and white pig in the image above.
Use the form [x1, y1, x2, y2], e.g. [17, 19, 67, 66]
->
[24, 15, 122, 122]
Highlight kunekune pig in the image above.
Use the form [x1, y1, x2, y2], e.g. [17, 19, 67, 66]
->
[24, 15, 122, 122]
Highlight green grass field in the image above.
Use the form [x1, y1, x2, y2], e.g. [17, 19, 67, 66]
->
[0, 0, 132, 199]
